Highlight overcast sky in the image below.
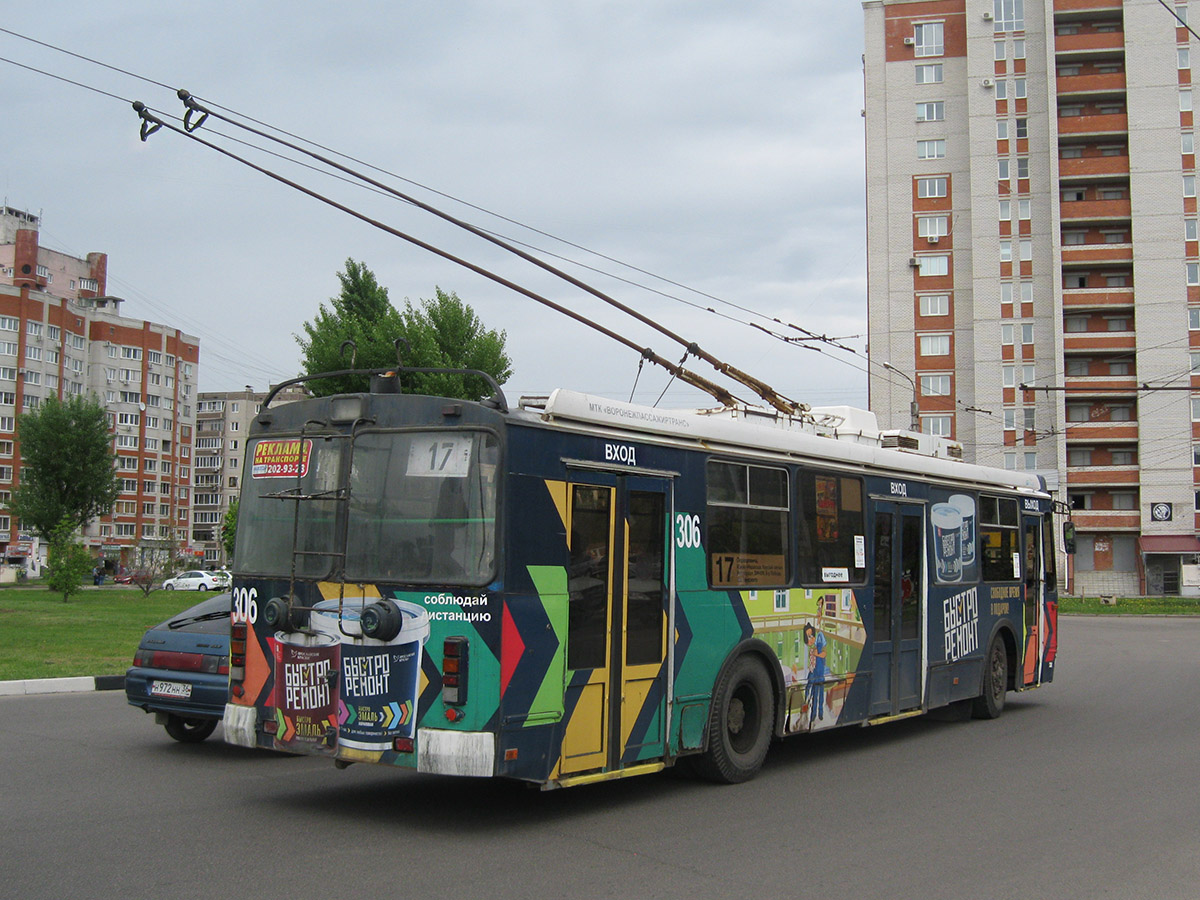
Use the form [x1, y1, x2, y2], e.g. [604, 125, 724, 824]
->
[2, 3, 870, 409]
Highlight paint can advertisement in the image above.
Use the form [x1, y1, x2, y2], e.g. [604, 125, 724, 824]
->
[311, 599, 431, 750]
[272, 630, 340, 753]
[931, 502, 963, 583]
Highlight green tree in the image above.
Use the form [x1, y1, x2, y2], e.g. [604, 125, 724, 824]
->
[295, 259, 511, 400]
[46, 518, 93, 601]
[221, 498, 238, 562]
[8, 395, 121, 537]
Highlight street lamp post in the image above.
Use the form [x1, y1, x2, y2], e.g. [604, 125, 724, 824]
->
[883, 362, 921, 432]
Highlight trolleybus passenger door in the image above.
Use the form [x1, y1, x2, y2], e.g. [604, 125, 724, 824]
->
[560, 474, 669, 775]
[869, 501, 924, 717]
[1021, 515, 1044, 687]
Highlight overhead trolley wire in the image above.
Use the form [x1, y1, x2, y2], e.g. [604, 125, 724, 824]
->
[0, 26, 868, 405]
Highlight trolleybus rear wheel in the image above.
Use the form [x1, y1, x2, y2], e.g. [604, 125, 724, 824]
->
[971, 635, 1008, 720]
[694, 655, 774, 783]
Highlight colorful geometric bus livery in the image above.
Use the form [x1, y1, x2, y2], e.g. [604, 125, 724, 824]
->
[223, 383, 1057, 787]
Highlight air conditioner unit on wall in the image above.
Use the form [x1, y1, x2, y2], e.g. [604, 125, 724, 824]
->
[928, 235, 940, 244]
[983, 11, 994, 20]
[983, 78, 994, 88]
[903, 36, 915, 46]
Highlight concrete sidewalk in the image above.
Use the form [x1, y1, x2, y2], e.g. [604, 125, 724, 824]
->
[0, 674, 125, 696]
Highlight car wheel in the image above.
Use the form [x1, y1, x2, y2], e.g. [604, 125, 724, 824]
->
[164, 714, 217, 743]
[165, 583, 174, 590]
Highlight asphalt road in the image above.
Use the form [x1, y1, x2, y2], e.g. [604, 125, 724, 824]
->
[3, 616, 1198, 900]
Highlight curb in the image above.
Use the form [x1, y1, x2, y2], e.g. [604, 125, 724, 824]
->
[0, 674, 125, 696]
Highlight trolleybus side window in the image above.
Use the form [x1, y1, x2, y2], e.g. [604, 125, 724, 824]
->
[1042, 515, 1057, 591]
[796, 471, 866, 585]
[567, 485, 611, 670]
[979, 495, 1020, 581]
[705, 460, 789, 587]
[344, 430, 499, 585]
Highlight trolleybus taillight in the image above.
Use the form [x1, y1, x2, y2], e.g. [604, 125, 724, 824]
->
[442, 636, 469, 707]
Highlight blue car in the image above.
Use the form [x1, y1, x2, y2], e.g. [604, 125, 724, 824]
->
[125, 593, 231, 742]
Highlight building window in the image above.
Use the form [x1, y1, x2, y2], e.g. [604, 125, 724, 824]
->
[1000, 240, 1013, 262]
[918, 139, 946, 159]
[1186, 175, 1196, 198]
[1014, 78, 1026, 99]
[1183, 90, 1194, 113]
[914, 22, 944, 57]
[1017, 157, 1030, 179]
[998, 158, 1010, 180]
[918, 255, 949, 276]
[1188, 263, 1200, 286]
[1018, 199, 1031, 219]
[1068, 448, 1093, 467]
[997, 120, 1009, 141]
[1190, 308, 1200, 329]
[917, 216, 948, 238]
[1184, 133, 1194, 154]
[916, 63, 944, 84]
[922, 415, 953, 436]
[919, 294, 950, 316]
[916, 101, 945, 122]
[999, 199, 1012, 220]
[1019, 239, 1033, 261]
[919, 334, 951, 356]
[996, 79, 1008, 100]
[993, 0, 1024, 31]
[917, 176, 948, 198]
[921, 374, 951, 396]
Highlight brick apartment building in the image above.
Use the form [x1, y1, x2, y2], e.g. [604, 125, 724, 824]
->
[0, 206, 199, 571]
[864, 0, 1200, 594]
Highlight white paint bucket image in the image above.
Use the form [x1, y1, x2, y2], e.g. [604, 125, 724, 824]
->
[312, 598, 431, 750]
[931, 503, 963, 583]
[272, 630, 340, 753]
[948, 494, 976, 568]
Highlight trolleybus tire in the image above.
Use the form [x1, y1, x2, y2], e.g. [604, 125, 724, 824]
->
[694, 654, 774, 784]
[164, 714, 218, 743]
[971, 635, 1008, 720]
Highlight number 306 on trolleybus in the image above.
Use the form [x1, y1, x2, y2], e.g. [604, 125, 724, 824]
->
[222, 369, 1057, 788]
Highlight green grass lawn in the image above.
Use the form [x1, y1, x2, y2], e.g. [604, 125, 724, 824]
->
[0, 586, 225, 681]
[1056, 595, 1200, 616]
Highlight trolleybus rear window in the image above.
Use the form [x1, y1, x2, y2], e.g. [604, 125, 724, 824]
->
[344, 430, 499, 584]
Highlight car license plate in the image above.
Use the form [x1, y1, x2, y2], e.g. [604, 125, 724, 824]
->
[150, 680, 192, 699]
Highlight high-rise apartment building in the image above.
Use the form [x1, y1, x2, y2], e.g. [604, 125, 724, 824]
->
[864, 0, 1199, 595]
[0, 206, 199, 570]
[193, 385, 307, 566]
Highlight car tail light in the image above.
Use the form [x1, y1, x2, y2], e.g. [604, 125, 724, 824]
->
[441, 636, 469, 706]
[133, 648, 153, 667]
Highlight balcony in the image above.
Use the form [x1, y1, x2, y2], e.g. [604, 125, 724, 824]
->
[1054, 32, 1127, 57]
[1062, 375, 1139, 394]
[1057, 155, 1129, 180]
[1062, 287, 1134, 308]
[1068, 509, 1140, 530]
[1054, 0, 1124, 12]
[1061, 244, 1133, 266]
[1057, 72, 1126, 97]
[1064, 421, 1139, 441]
[1066, 466, 1140, 486]
[1059, 197, 1131, 221]
[1063, 332, 1136, 353]
[1057, 113, 1129, 138]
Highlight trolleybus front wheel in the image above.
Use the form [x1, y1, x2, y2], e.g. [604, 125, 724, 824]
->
[694, 655, 774, 784]
[971, 635, 1008, 720]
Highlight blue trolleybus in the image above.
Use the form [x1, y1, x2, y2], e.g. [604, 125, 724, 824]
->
[223, 372, 1057, 787]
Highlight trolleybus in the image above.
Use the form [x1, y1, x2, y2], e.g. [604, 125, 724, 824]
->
[222, 370, 1057, 787]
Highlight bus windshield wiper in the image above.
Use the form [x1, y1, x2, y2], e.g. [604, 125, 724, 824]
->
[263, 487, 344, 501]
